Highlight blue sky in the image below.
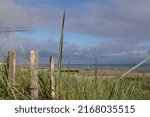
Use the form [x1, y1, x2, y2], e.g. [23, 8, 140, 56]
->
[13, 0, 113, 7]
[13, 0, 109, 48]
[16, 29, 105, 48]
[1, 0, 150, 64]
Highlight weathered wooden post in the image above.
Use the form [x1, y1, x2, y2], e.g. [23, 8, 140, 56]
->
[7, 51, 16, 90]
[49, 56, 55, 99]
[30, 50, 38, 100]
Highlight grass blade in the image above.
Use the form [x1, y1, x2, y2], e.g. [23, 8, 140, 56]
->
[108, 56, 150, 99]
[120, 56, 150, 78]
[58, 11, 66, 98]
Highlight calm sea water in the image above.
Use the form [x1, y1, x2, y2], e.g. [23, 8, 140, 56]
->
[64, 64, 150, 71]
[40, 64, 150, 72]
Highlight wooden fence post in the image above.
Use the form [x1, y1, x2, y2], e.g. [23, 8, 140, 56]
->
[30, 50, 38, 100]
[49, 56, 55, 99]
[7, 51, 16, 90]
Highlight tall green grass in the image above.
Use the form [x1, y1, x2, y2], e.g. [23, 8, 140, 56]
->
[57, 11, 65, 98]
[108, 56, 150, 99]
[0, 66, 150, 100]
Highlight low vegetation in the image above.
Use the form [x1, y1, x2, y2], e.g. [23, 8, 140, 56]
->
[0, 65, 150, 100]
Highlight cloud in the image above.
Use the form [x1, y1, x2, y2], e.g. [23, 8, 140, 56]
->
[66, 0, 150, 40]
[60, 40, 150, 64]
[0, 33, 58, 62]
[1, 0, 150, 64]
[1, 0, 150, 40]
[0, 0, 61, 63]
[0, 0, 62, 31]
[0, 33, 149, 64]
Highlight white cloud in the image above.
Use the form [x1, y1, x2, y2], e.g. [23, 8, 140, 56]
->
[66, 0, 150, 39]
[1, 0, 150, 40]
[0, 0, 62, 31]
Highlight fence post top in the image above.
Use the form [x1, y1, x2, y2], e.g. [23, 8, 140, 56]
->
[30, 50, 38, 53]
[8, 51, 16, 53]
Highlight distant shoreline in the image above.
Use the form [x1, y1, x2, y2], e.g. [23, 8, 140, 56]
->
[1, 63, 150, 72]
[1, 63, 150, 79]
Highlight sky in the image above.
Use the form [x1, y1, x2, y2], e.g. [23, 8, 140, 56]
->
[0, 0, 150, 64]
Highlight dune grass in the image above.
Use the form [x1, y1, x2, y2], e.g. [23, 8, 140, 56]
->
[0, 65, 150, 100]
[57, 11, 65, 99]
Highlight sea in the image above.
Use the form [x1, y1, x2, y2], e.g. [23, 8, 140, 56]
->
[40, 64, 150, 72]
